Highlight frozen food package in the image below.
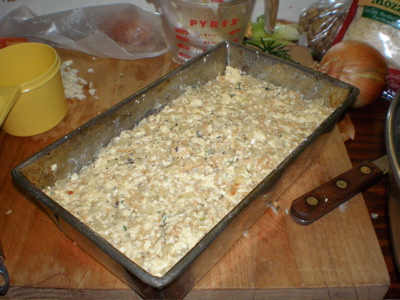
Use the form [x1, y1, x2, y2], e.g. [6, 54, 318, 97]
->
[337, 0, 400, 100]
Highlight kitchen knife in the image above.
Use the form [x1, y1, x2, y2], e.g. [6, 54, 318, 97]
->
[290, 155, 390, 225]
[0, 241, 9, 296]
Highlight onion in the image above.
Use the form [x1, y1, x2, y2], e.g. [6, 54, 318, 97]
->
[318, 40, 388, 108]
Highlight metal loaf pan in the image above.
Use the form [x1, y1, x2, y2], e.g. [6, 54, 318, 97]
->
[12, 41, 359, 299]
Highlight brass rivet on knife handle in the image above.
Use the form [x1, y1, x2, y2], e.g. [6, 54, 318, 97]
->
[360, 165, 371, 174]
[306, 197, 319, 206]
[290, 160, 387, 225]
[336, 180, 347, 189]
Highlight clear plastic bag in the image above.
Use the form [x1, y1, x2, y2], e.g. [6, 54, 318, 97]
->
[299, 0, 351, 60]
[0, 3, 167, 60]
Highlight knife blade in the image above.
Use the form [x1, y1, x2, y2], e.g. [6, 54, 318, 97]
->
[290, 155, 390, 225]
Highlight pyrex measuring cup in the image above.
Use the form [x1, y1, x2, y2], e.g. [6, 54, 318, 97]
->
[0, 42, 67, 137]
[157, 0, 279, 63]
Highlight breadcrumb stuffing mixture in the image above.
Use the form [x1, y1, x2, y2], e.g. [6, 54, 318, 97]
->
[61, 60, 97, 100]
[44, 67, 333, 276]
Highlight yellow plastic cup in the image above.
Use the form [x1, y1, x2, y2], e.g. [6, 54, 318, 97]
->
[0, 42, 67, 137]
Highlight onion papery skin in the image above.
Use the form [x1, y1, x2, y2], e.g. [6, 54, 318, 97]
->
[319, 41, 388, 108]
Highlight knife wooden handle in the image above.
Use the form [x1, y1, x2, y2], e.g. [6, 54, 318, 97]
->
[290, 160, 386, 225]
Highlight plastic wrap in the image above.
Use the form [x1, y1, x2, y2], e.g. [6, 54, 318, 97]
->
[299, 0, 351, 60]
[0, 4, 167, 60]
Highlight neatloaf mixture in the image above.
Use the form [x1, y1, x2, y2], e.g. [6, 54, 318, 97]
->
[44, 67, 333, 276]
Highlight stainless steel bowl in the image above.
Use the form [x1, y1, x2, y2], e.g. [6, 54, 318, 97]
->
[0, 241, 9, 296]
[386, 90, 400, 272]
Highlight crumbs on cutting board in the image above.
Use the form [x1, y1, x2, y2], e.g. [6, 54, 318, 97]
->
[339, 202, 347, 212]
[61, 60, 98, 100]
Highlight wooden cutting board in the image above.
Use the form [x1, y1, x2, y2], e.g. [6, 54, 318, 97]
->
[0, 49, 390, 299]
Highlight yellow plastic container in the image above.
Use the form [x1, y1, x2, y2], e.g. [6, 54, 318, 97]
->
[0, 42, 67, 137]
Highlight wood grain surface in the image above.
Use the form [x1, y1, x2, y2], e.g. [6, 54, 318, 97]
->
[0, 48, 393, 299]
[346, 98, 400, 299]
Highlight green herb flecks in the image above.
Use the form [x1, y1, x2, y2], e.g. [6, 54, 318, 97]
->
[244, 38, 294, 62]
[162, 213, 168, 225]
